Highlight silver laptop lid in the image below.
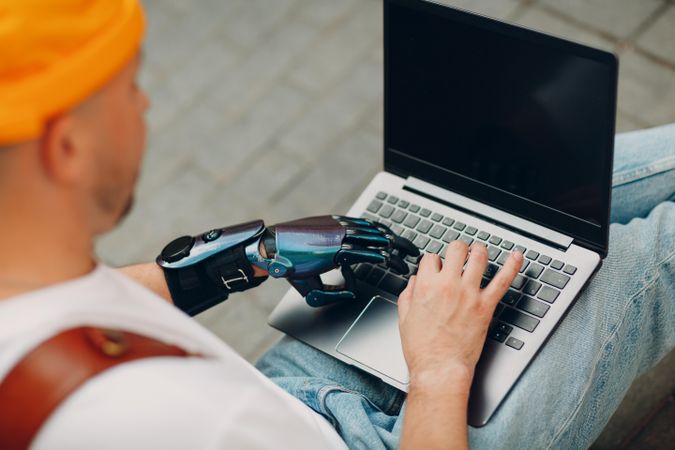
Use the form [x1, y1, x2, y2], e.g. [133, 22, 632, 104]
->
[383, 0, 618, 257]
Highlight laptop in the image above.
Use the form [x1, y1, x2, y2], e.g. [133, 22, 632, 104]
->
[269, 0, 618, 427]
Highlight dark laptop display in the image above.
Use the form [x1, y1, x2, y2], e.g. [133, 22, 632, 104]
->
[385, 0, 618, 255]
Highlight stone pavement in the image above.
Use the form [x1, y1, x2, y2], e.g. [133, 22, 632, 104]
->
[96, 1, 675, 447]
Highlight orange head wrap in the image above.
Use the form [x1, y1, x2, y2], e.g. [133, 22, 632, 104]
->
[0, 0, 145, 145]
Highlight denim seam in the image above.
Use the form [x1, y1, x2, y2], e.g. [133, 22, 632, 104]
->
[612, 155, 675, 187]
[316, 384, 344, 420]
[544, 250, 674, 450]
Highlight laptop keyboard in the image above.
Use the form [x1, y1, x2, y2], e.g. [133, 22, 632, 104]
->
[355, 191, 578, 352]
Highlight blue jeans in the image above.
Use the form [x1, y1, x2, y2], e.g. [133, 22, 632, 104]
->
[256, 124, 675, 450]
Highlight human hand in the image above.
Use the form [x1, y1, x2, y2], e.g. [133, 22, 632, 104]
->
[397, 241, 523, 390]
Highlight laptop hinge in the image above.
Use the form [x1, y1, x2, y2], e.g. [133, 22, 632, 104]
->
[404, 177, 574, 250]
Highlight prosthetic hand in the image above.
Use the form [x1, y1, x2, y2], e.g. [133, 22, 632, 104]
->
[157, 216, 418, 315]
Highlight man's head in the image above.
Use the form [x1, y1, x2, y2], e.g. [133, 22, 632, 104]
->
[0, 0, 147, 235]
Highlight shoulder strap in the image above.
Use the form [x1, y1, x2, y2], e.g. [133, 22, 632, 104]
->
[0, 327, 195, 450]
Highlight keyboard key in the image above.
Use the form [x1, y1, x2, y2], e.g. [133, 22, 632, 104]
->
[427, 240, 443, 254]
[489, 236, 502, 246]
[563, 264, 577, 275]
[519, 259, 530, 273]
[409, 204, 420, 213]
[429, 224, 447, 239]
[537, 286, 560, 303]
[480, 277, 490, 288]
[465, 226, 478, 236]
[379, 274, 408, 296]
[387, 195, 399, 204]
[376, 192, 387, 200]
[403, 263, 418, 278]
[500, 307, 539, 332]
[487, 246, 501, 262]
[523, 280, 542, 296]
[380, 220, 392, 227]
[525, 250, 539, 260]
[442, 230, 460, 243]
[420, 208, 432, 217]
[538, 254, 552, 265]
[367, 200, 382, 213]
[501, 289, 521, 305]
[505, 337, 524, 350]
[453, 221, 466, 231]
[459, 235, 473, 245]
[484, 263, 499, 279]
[366, 267, 386, 285]
[403, 215, 420, 228]
[489, 329, 508, 343]
[510, 274, 526, 290]
[551, 259, 564, 270]
[416, 219, 433, 234]
[495, 322, 513, 335]
[525, 263, 545, 279]
[494, 303, 505, 317]
[517, 296, 550, 318]
[541, 269, 570, 289]
[401, 229, 417, 242]
[406, 253, 422, 264]
[361, 212, 377, 221]
[442, 217, 455, 227]
[391, 224, 404, 235]
[514, 245, 527, 254]
[354, 264, 371, 280]
[431, 213, 443, 222]
[477, 231, 490, 241]
[501, 240, 514, 250]
[497, 252, 510, 266]
[398, 200, 410, 208]
[413, 235, 430, 250]
[378, 205, 394, 218]
[391, 210, 407, 223]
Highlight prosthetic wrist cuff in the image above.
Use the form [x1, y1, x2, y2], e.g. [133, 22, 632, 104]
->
[157, 221, 268, 316]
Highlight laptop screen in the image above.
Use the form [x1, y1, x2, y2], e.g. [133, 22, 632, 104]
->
[384, 0, 617, 255]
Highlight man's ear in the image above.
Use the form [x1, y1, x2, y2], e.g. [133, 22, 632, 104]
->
[39, 114, 88, 185]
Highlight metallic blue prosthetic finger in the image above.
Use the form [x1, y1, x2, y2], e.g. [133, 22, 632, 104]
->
[287, 266, 358, 307]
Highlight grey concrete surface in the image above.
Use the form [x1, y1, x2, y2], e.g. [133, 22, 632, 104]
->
[96, 0, 674, 447]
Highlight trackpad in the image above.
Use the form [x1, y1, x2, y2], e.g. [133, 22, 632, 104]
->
[336, 296, 410, 385]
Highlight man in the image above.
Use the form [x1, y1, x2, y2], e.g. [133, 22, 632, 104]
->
[0, 1, 672, 449]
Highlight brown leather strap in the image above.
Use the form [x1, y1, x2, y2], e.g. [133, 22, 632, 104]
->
[0, 327, 194, 450]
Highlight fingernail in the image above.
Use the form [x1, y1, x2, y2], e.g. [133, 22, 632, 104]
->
[513, 251, 523, 261]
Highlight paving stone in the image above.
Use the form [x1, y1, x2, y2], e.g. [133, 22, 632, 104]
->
[297, 0, 358, 28]
[195, 83, 309, 181]
[145, 38, 241, 131]
[436, 0, 521, 20]
[270, 130, 381, 221]
[204, 18, 319, 121]
[618, 50, 675, 126]
[636, 4, 675, 65]
[225, 147, 310, 206]
[539, 0, 665, 39]
[616, 113, 648, 133]
[512, 5, 615, 51]
[289, 1, 381, 93]
[280, 60, 382, 159]
[218, 0, 300, 50]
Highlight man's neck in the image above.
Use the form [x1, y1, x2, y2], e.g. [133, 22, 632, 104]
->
[0, 196, 96, 300]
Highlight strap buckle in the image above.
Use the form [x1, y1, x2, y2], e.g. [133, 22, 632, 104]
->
[221, 269, 249, 291]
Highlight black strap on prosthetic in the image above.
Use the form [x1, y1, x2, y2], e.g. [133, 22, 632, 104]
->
[163, 245, 267, 316]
